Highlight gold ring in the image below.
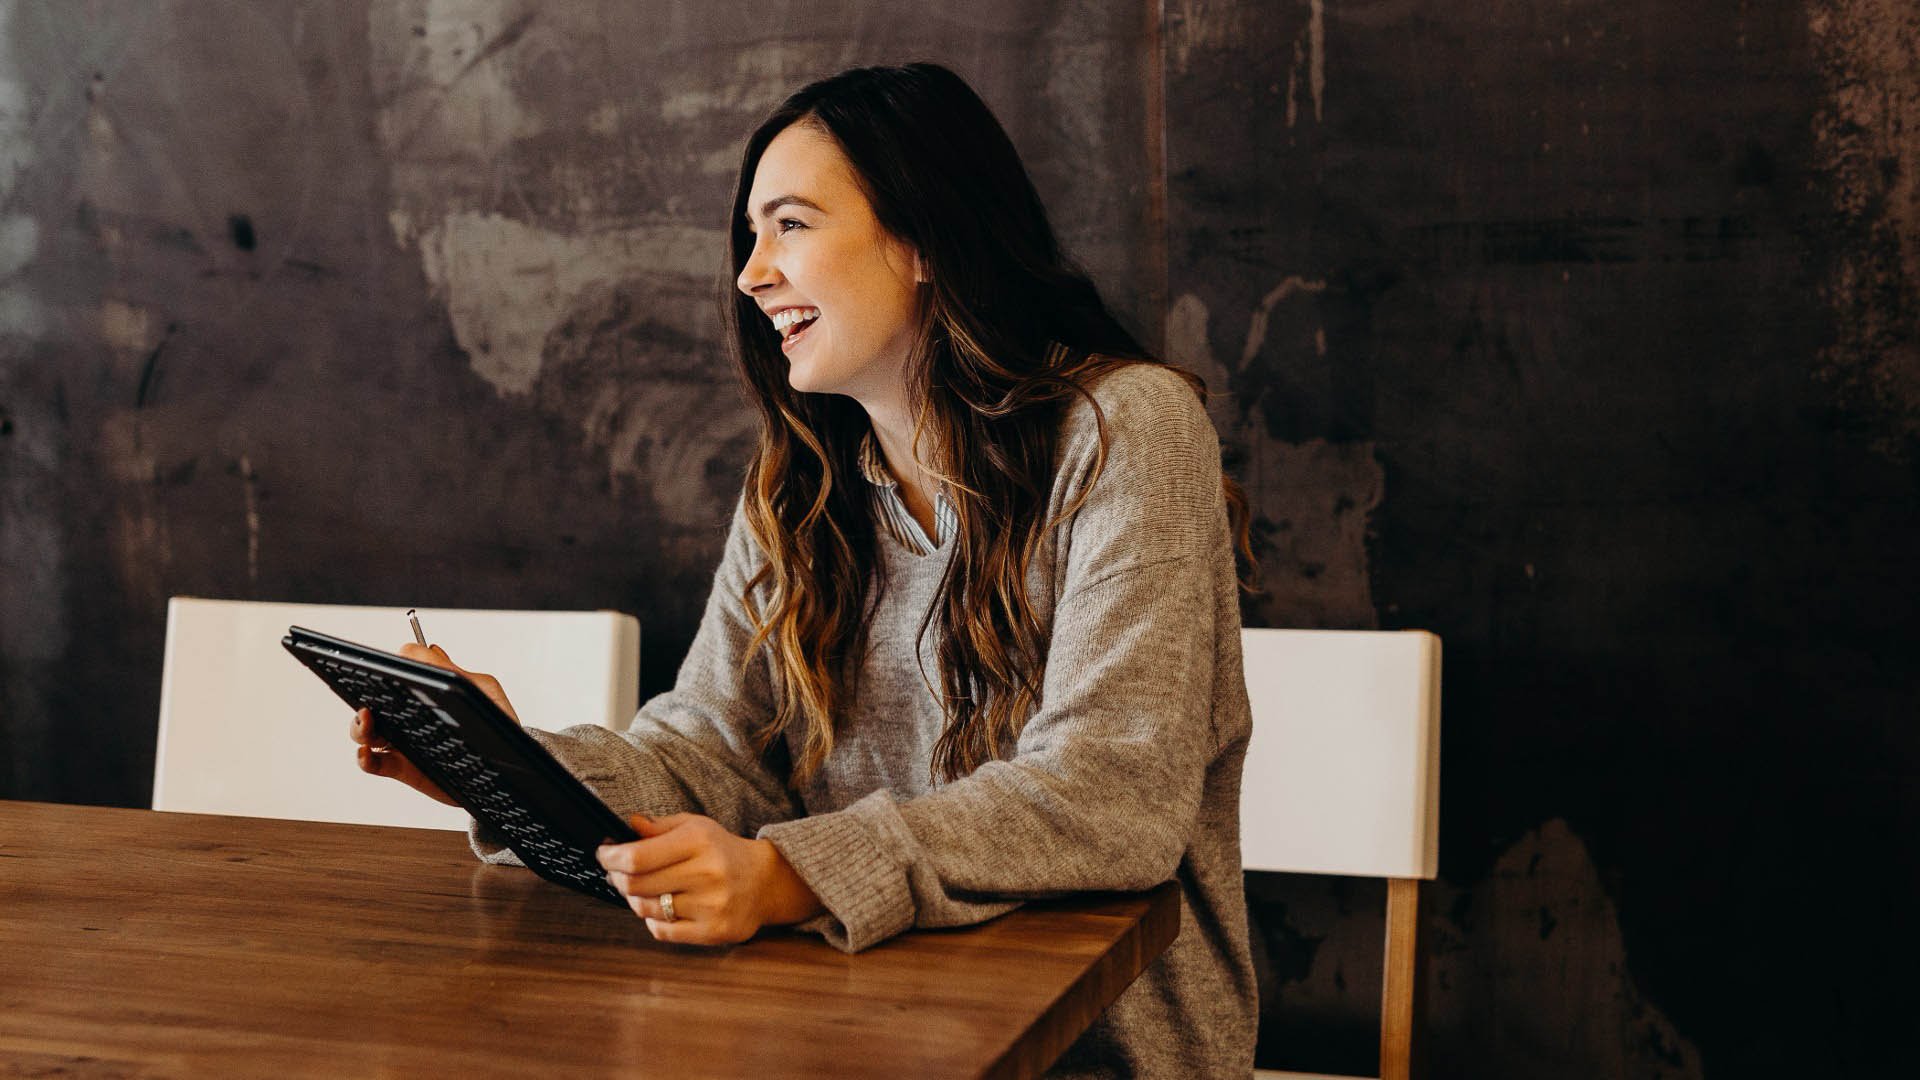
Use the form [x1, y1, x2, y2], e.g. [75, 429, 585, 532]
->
[659, 891, 677, 923]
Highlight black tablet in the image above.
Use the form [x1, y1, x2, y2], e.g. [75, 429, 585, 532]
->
[282, 625, 638, 905]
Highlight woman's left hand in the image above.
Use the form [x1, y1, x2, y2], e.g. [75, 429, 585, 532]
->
[595, 813, 824, 945]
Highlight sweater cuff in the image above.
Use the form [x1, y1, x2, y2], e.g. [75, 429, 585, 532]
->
[759, 802, 914, 953]
[466, 813, 525, 865]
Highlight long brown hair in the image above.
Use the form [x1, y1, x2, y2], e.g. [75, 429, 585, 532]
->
[724, 63, 1253, 789]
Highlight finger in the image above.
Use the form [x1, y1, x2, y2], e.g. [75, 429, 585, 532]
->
[398, 642, 459, 671]
[596, 830, 701, 876]
[632, 892, 691, 941]
[357, 744, 415, 781]
[416, 642, 472, 677]
[349, 710, 395, 750]
[644, 916, 723, 946]
[360, 741, 420, 784]
[626, 895, 696, 944]
[629, 891, 689, 924]
[605, 859, 695, 900]
[360, 743, 405, 778]
[619, 866, 704, 900]
[613, 884, 661, 918]
[629, 812, 699, 838]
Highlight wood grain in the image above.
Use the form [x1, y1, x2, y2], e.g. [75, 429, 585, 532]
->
[1379, 877, 1421, 1080]
[0, 801, 1178, 1079]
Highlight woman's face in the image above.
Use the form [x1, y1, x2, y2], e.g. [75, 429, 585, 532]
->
[736, 122, 924, 403]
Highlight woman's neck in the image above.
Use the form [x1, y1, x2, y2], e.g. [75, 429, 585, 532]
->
[861, 397, 944, 539]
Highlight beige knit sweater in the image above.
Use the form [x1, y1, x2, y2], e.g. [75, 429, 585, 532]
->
[472, 363, 1257, 1077]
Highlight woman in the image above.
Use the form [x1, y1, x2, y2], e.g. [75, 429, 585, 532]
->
[351, 62, 1258, 1077]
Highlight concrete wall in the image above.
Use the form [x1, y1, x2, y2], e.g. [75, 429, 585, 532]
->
[1, 2, 1912, 1074]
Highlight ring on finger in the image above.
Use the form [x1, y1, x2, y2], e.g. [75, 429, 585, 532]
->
[659, 891, 677, 923]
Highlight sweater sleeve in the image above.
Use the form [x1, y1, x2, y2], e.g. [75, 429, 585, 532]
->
[469, 497, 801, 864]
[757, 367, 1231, 952]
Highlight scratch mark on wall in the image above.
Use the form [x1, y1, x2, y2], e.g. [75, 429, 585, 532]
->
[1165, 0, 1263, 80]
[1285, 37, 1304, 129]
[1243, 275, 1329, 369]
[1281, 2, 1324, 129]
[1308, 0, 1324, 125]
[455, 7, 539, 85]
[240, 453, 260, 592]
[133, 321, 174, 408]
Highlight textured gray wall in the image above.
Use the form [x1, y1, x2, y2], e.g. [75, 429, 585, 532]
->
[2, 2, 1913, 1075]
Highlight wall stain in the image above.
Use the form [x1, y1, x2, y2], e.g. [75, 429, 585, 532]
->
[1810, 0, 1920, 458]
[1426, 820, 1703, 1079]
[1282, 0, 1325, 129]
[1167, 288, 1381, 628]
[227, 213, 256, 252]
[411, 210, 726, 396]
[374, 0, 543, 156]
[535, 280, 756, 528]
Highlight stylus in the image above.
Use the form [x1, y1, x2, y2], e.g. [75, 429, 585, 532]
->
[407, 609, 428, 647]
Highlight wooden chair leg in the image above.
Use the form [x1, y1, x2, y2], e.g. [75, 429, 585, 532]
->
[1380, 878, 1422, 1080]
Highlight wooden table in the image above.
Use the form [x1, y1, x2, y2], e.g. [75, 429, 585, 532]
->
[0, 801, 1177, 1078]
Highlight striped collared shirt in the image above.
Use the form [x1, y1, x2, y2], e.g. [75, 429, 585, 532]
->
[858, 430, 957, 556]
[857, 342, 1073, 554]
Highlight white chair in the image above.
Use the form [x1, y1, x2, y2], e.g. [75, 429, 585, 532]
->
[1240, 628, 1442, 1080]
[154, 597, 640, 830]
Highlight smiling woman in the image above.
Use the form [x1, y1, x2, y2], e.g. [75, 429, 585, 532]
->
[736, 123, 925, 406]
[351, 62, 1260, 1078]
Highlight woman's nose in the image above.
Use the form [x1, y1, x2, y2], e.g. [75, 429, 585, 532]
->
[737, 236, 778, 295]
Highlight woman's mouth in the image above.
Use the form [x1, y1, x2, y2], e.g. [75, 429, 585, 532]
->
[780, 312, 820, 353]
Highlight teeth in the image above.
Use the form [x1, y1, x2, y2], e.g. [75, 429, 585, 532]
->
[771, 307, 821, 335]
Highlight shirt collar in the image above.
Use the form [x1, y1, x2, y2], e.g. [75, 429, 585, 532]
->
[856, 429, 899, 489]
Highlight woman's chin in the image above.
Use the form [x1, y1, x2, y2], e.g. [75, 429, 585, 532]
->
[783, 348, 837, 395]
[785, 362, 823, 394]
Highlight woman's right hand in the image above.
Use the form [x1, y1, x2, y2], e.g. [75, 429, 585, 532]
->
[348, 642, 523, 807]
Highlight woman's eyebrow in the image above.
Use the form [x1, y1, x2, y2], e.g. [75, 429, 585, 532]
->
[748, 194, 826, 223]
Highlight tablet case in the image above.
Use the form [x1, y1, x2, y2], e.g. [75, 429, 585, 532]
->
[282, 625, 638, 905]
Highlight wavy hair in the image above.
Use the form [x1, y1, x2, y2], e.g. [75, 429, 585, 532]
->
[724, 62, 1253, 789]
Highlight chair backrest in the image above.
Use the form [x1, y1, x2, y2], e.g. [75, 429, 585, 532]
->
[153, 597, 641, 830]
[1239, 628, 1441, 880]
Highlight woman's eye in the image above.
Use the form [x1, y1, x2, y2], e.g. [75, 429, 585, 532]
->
[777, 218, 807, 234]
